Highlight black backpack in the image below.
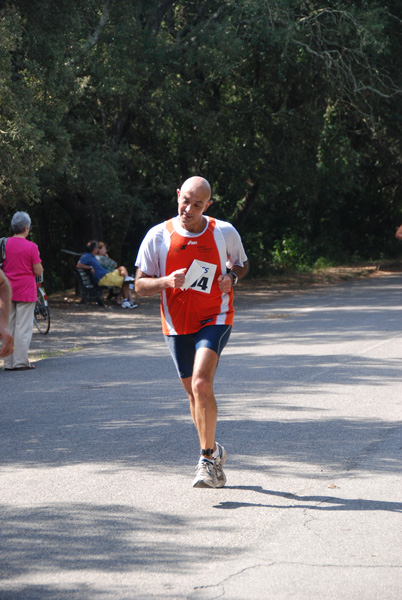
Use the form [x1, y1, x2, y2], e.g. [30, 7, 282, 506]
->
[0, 237, 7, 268]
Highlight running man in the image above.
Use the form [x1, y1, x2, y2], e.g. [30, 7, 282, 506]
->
[135, 176, 249, 488]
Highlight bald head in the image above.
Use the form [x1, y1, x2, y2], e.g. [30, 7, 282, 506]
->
[177, 176, 213, 232]
[180, 177, 211, 203]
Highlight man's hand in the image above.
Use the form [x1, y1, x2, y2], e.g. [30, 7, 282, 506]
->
[167, 268, 187, 289]
[135, 267, 187, 296]
[0, 326, 14, 358]
[217, 274, 233, 293]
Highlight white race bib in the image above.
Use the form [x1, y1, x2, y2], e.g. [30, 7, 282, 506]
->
[181, 259, 217, 294]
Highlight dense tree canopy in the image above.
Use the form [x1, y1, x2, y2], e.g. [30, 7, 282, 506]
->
[0, 0, 401, 289]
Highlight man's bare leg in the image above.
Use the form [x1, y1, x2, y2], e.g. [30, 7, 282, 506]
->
[181, 346, 219, 451]
[181, 347, 227, 487]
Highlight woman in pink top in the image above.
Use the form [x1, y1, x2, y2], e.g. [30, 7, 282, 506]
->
[3, 211, 43, 371]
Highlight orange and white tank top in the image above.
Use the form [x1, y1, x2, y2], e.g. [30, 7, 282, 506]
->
[159, 217, 234, 335]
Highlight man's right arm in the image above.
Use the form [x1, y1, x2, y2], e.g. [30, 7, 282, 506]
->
[135, 268, 187, 297]
[135, 225, 187, 296]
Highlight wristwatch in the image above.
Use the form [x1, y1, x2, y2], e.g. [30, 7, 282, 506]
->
[229, 271, 238, 286]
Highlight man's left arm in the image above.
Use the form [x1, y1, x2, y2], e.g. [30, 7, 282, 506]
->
[230, 261, 249, 282]
[217, 223, 249, 293]
[218, 261, 249, 293]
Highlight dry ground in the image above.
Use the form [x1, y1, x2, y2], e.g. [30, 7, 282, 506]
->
[28, 260, 402, 363]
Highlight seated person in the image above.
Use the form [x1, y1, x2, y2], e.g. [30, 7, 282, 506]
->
[96, 241, 118, 272]
[96, 241, 138, 306]
[76, 241, 137, 308]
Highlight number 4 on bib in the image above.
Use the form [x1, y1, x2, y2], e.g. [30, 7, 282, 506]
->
[191, 276, 209, 291]
[183, 259, 217, 294]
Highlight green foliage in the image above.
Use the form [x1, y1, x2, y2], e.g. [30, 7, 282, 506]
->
[0, 0, 402, 289]
[271, 235, 313, 272]
[313, 256, 336, 270]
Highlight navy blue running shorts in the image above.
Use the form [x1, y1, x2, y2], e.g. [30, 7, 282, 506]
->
[164, 324, 232, 379]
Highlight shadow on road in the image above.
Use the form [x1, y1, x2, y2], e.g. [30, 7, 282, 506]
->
[213, 486, 402, 512]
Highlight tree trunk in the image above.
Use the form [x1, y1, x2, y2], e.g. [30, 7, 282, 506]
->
[233, 180, 261, 230]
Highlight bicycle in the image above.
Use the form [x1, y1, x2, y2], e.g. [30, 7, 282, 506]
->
[34, 275, 50, 335]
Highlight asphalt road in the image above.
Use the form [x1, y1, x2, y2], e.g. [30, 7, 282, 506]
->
[1, 274, 401, 599]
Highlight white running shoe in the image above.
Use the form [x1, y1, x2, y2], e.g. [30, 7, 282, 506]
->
[214, 442, 227, 488]
[192, 459, 217, 488]
[121, 299, 136, 308]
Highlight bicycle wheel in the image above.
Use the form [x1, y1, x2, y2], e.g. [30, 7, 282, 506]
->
[34, 286, 51, 334]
